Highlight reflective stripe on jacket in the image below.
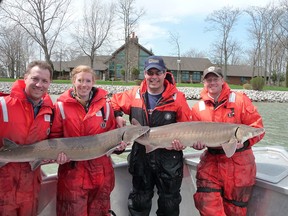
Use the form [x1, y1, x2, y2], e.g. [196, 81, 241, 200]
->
[192, 82, 264, 147]
[111, 79, 192, 127]
[49, 87, 117, 183]
[0, 80, 53, 211]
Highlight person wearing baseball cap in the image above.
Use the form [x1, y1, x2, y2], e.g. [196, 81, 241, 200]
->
[191, 65, 264, 216]
[203, 66, 223, 79]
[144, 55, 166, 71]
[111, 55, 191, 215]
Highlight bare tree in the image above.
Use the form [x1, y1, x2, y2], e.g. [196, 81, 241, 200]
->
[205, 6, 241, 80]
[183, 49, 207, 58]
[1, 0, 72, 76]
[169, 32, 182, 83]
[246, 3, 287, 85]
[276, 0, 288, 87]
[0, 25, 31, 78]
[73, 0, 115, 70]
[245, 6, 266, 77]
[117, 0, 145, 82]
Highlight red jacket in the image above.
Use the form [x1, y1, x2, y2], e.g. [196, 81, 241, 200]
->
[50, 87, 117, 172]
[0, 80, 53, 208]
[111, 79, 192, 126]
[192, 82, 264, 147]
[0, 80, 53, 146]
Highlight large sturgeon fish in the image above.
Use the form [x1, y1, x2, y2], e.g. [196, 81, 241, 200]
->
[134, 121, 265, 158]
[0, 125, 150, 170]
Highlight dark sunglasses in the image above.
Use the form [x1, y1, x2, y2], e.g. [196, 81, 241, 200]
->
[146, 70, 164, 76]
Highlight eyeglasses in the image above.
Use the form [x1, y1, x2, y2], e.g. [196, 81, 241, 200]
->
[204, 77, 221, 83]
[145, 70, 164, 76]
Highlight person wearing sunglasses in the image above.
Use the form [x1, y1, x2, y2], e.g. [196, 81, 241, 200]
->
[111, 55, 191, 216]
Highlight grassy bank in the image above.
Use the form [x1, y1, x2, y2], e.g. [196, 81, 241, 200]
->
[1, 78, 288, 91]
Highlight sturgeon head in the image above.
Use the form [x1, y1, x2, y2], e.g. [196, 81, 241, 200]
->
[121, 125, 150, 145]
[221, 125, 265, 158]
[235, 125, 265, 144]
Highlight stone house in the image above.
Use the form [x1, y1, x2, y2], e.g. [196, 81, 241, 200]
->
[53, 33, 264, 85]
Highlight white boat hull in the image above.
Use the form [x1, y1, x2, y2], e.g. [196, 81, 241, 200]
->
[37, 146, 288, 216]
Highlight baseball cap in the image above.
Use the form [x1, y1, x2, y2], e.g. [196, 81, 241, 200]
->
[203, 66, 223, 79]
[144, 56, 166, 71]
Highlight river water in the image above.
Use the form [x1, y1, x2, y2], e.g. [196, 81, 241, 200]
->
[50, 95, 288, 149]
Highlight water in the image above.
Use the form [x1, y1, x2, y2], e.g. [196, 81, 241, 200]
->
[188, 100, 288, 149]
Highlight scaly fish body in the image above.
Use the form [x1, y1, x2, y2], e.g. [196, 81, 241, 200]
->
[135, 121, 265, 158]
[0, 125, 150, 170]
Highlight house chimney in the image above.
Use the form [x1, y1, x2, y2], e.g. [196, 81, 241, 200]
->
[130, 32, 138, 43]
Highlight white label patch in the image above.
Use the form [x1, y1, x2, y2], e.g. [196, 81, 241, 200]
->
[96, 110, 102, 117]
[44, 114, 51, 122]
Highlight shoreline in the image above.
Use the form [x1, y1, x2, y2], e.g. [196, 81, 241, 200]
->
[1, 82, 288, 103]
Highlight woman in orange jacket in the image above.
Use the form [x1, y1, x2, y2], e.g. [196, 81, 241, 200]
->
[50, 65, 126, 216]
[191, 66, 265, 216]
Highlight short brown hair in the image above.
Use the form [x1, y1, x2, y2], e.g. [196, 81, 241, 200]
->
[25, 60, 53, 80]
[70, 65, 96, 82]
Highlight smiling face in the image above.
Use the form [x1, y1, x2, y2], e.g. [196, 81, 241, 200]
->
[144, 68, 166, 94]
[24, 65, 51, 104]
[203, 73, 224, 99]
[72, 71, 94, 101]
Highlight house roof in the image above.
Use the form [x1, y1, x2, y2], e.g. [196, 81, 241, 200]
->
[53, 55, 111, 71]
[161, 56, 212, 71]
[105, 41, 153, 63]
[226, 65, 265, 77]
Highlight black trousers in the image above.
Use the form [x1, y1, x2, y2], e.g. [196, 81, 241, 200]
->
[128, 148, 183, 216]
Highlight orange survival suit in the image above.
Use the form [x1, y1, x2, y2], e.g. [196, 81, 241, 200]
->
[191, 82, 264, 216]
[50, 87, 117, 216]
[0, 80, 53, 216]
[111, 75, 191, 216]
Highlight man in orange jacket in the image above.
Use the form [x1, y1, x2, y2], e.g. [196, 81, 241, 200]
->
[111, 56, 192, 216]
[0, 60, 54, 216]
[191, 66, 265, 216]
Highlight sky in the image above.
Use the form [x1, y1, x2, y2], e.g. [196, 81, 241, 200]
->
[72, 0, 278, 57]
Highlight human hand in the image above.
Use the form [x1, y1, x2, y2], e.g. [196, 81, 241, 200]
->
[236, 142, 244, 149]
[56, 152, 70, 165]
[116, 116, 126, 128]
[168, 139, 186, 151]
[115, 141, 128, 151]
[192, 141, 206, 150]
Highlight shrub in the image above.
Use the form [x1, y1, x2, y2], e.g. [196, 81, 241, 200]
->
[250, 76, 265, 91]
[243, 83, 252, 90]
[135, 80, 142, 86]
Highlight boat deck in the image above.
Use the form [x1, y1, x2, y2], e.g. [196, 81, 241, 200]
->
[38, 146, 288, 216]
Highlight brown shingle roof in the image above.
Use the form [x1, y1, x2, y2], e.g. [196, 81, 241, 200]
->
[226, 65, 265, 77]
[161, 56, 212, 71]
[53, 56, 110, 71]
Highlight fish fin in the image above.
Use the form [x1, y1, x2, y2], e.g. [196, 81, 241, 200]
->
[135, 137, 156, 153]
[106, 147, 118, 156]
[221, 138, 237, 158]
[144, 144, 157, 153]
[2, 138, 19, 150]
[0, 162, 7, 168]
[30, 160, 42, 171]
[131, 118, 141, 126]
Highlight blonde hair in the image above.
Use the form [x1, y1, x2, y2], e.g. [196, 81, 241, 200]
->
[70, 65, 96, 82]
